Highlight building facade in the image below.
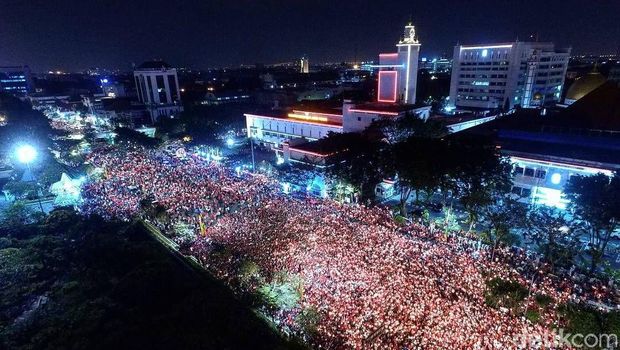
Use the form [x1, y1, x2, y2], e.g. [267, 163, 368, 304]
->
[448, 42, 570, 111]
[300, 57, 310, 74]
[0, 66, 33, 96]
[376, 23, 421, 104]
[133, 61, 183, 123]
[244, 23, 431, 164]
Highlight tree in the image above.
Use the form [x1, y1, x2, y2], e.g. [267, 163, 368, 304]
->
[481, 195, 526, 260]
[523, 207, 583, 271]
[451, 137, 512, 232]
[0, 201, 35, 229]
[114, 127, 160, 148]
[368, 113, 448, 144]
[325, 132, 388, 200]
[390, 137, 443, 216]
[2, 180, 38, 200]
[564, 172, 620, 274]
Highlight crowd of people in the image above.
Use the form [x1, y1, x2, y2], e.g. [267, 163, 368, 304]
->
[82, 145, 618, 349]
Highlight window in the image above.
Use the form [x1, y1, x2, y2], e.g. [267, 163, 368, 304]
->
[524, 168, 535, 177]
[535, 169, 546, 179]
[522, 188, 532, 197]
[511, 186, 522, 195]
[357, 117, 361, 121]
[514, 166, 524, 175]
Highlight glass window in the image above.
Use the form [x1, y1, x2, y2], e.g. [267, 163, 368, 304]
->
[524, 168, 535, 177]
[535, 170, 546, 179]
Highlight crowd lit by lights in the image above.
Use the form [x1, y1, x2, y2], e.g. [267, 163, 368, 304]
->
[79, 145, 618, 349]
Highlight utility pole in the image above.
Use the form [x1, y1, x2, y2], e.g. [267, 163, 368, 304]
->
[250, 138, 256, 172]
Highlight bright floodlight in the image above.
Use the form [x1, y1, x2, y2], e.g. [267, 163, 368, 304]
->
[17, 145, 37, 164]
[226, 138, 235, 147]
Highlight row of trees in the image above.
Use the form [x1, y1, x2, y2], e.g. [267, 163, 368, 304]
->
[325, 114, 620, 276]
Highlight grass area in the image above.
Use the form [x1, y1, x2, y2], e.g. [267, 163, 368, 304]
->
[0, 209, 303, 350]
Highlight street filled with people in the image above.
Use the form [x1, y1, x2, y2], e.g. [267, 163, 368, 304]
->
[81, 144, 618, 349]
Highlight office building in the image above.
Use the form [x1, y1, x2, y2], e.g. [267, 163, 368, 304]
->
[448, 42, 570, 111]
[133, 60, 183, 123]
[0, 66, 33, 96]
[460, 81, 620, 209]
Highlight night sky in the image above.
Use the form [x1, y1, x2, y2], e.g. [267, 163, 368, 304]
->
[1, 0, 619, 72]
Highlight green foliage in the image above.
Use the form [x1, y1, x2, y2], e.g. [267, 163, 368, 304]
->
[558, 303, 604, 343]
[324, 132, 388, 200]
[393, 215, 407, 225]
[3, 180, 38, 200]
[0, 212, 299, 350]
[524, 207, 583, 270]
[603, 311, 620, 338]
[0, 93, 53, 150]
[43, 209, 79, 235]
[564, 172, 620, 274]
[239, 260, 262, 286]
[297, 307, 321, 337]
[558, 306, 620, 349]
[172, 222, 196, 246]
[258, 272, 302, 311]
[525, 309, 540, 323]
[114, 127, 160, 148]
[534, 294, 554, 308]
[484, 278, 528, 309]
[367, 112, 448, 143]
[391, 137, 445, 215]
[37, 160, 66, 188]
[0, 201, 36, 229]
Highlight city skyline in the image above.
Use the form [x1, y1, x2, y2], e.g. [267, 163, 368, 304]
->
[1, 0, 619, 72]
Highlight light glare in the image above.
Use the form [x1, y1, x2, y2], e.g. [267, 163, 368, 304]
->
[16, 145, 37, 164]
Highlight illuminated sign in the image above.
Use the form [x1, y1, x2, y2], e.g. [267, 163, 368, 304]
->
[378, 71, 398, 103]
[288, 113, 329, 122]
[472, 81, 490, 86]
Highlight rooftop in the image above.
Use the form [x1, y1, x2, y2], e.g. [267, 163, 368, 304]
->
[245, 112, 343, 127]
[136, 60, 172, 70]
[351, 102, 430, 114]
[288, 137, 346, 156]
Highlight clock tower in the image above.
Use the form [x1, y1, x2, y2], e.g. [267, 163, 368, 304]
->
[396, 22, 421, 104]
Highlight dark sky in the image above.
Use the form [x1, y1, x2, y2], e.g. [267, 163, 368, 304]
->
[1, 0, 619, 72]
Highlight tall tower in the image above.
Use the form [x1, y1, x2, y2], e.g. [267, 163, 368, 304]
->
[396, 23, 421, 104]
[300, 57, 309, 74]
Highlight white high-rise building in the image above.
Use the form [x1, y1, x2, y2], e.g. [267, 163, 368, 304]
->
[300, 57, 309, 74]
[133, 60, 183, 123]
[377, 23, 421, 104]
[448, 42, 570, 111]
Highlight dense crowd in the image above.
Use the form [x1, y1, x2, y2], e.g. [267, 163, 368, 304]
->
[82, 145, 618, 349]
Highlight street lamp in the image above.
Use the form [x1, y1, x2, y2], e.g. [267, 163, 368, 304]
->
[226, 137, 235, 147]
[17, 144, 37, 164]
[16, 144, 44, 213]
